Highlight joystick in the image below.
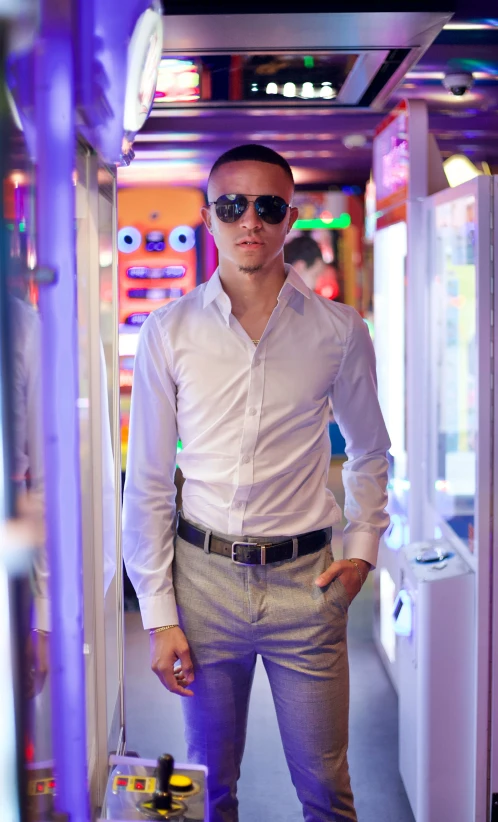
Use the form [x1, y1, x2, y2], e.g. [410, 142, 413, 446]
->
[152, 754, 175, 811]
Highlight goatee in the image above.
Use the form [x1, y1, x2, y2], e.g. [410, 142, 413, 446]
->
[238, 264, 263, 274]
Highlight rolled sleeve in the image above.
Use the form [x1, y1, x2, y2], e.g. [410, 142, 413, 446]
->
[122, 312, 179, 630]
[330, 309, 391, 568]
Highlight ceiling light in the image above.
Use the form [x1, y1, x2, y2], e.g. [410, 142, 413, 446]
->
[443, 154, 482, 187]
[443, 22, 497, 30]
[266, 82, 278, 95]
[406, 71, 445, 80]
[283, 82, 296, 98]
[320, 86, 335, 99]
[343, 134, 367, 149]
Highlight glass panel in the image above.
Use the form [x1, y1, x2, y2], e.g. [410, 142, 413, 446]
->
[430, 194, 477, 553]
[98, 166, 121, 751]
[2, 76, 54, 814]
[373, 221, 408, 505]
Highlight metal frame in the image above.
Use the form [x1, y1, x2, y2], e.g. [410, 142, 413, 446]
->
[160, 12, 451, 110]
[422, 175, 495, 821]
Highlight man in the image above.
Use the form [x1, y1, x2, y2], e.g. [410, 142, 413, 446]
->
[284, 233, 325, 290]
[123, 144, 390, 822]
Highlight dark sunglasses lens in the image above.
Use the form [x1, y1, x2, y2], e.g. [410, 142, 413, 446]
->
[255, 196, 288, 224]
[215, 195, 248, 223]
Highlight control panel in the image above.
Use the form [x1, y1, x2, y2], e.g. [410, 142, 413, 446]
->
[100, 754, 207, 820]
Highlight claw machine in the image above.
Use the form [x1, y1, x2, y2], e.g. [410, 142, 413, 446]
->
[371, 99, 446, 690]
[415, 175, 496, 822]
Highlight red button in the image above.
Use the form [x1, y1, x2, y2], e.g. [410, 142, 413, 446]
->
[135, 779, 146, 791]
[36, 782, 44, 793]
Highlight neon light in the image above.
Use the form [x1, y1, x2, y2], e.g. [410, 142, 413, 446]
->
[266, 83, 278, 94]
[283, 82, 296, 98]
[293, 213, 351, 230]
[301, 82, 314, 98]
[303, 56, 314, 68]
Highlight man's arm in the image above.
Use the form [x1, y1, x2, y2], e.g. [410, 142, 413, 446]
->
[123, 313, 194, 696]
[330, 307, 391, 568]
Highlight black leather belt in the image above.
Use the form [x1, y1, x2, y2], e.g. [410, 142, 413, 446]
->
[177, 513, 332, 566]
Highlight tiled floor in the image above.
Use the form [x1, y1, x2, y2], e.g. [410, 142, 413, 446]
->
[124, 462, 414, 821]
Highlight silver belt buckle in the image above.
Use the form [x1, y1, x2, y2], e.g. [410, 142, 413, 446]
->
[231, 541, 267, 566]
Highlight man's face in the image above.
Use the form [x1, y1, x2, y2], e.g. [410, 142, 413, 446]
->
[202, 160, 299, 274]
[293, 256, 326, 290]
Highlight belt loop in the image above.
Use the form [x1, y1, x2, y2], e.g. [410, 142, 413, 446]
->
[204, 529, 212, 554]
[291, 537, 298, 561]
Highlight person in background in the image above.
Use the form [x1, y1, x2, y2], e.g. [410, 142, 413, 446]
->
[283, 233, 325, 290]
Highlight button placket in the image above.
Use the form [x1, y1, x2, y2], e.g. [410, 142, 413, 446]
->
[229, 342, 266, 533]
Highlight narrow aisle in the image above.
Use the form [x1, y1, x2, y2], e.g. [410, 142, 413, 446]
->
[124, 463, 413, 821]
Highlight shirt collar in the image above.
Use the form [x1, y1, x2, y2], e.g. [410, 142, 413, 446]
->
[202, 264, 311, 312]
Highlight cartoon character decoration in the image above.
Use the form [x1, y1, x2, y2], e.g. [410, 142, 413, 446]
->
[118, 186, 206, 469]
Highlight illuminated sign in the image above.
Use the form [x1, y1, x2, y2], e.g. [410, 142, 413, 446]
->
[154, 59, 200, 103]
[373, 105, 409, 205]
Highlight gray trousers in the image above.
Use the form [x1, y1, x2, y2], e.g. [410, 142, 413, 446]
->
[173, 532, 357, 822]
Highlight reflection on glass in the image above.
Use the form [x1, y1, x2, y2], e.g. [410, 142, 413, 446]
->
[4, 124, 54, 812]
[373, 221, 408, 504]
[431, 195, 476, 552]
[98, 172, 122, 749]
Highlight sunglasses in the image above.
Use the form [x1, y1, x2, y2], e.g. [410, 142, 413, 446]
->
[209, 194, 291, 225]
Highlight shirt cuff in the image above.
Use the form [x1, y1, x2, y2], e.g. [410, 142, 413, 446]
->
[343, 531, 380, 569]
[139, 592, 179, 631]
[33, 597, 51, 632]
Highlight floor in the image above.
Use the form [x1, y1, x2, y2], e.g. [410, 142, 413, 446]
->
[124, 463, 414, 822]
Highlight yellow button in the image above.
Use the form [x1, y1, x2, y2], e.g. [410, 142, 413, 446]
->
[170, 774, 193, 791]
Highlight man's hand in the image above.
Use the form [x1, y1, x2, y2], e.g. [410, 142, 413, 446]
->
[150, 627, 195, 697]
[315, 558, 371, 605]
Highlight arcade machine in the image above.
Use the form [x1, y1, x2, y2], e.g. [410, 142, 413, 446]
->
[117, 186, 206, 471]
[393, 174, 497, 822]
[371, 100, 446, 691]
[6, 1, 208, 820]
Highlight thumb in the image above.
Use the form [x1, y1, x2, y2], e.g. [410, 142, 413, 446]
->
[315, 560, 342, 588]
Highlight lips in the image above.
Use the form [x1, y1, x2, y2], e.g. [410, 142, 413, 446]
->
[236, 239, 263, 247]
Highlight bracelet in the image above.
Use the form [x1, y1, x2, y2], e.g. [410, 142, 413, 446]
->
[348, 559, 365, 587]
[149, 624, 179, 635]
[32, 628, 49, 636]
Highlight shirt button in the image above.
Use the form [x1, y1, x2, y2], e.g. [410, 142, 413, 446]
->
[234, 501, 243, 509]
[241, 455, 250, 464]
[253, 358, 261, 367]
[248, 407, 257, 416]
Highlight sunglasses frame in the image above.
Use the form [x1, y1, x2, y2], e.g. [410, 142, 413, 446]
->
[209, 194, 292, 225]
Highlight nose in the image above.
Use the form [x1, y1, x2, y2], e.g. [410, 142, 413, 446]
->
[240, 201, 263, 231]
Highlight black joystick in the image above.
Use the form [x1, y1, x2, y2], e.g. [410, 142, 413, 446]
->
[152, 754, 175, 811]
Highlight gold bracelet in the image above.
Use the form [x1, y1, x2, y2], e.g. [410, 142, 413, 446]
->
[348, 559, 365, 587]
[149, 624, 179, 635]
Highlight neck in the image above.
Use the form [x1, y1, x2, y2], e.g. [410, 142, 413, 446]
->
[218, 255, 287, 315]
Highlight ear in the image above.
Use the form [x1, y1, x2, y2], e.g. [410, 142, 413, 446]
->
[287, 205, 299, 233]
[201, 205, 213, 234]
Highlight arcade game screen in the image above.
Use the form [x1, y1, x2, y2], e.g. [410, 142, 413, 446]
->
[118, 186, 205, 470]
[431, 194, 476, 552]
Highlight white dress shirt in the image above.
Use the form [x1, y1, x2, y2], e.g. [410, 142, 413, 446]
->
[123, 265, 390, 629]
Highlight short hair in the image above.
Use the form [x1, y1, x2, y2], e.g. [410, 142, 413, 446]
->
[284, 235, 323, 268]
[208, 144, 294, 190]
